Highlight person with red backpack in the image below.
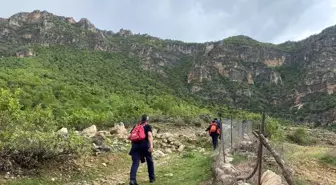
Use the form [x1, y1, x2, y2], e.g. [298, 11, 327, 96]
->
[205, 119, 221, 150]
[128, 114, 155, 185]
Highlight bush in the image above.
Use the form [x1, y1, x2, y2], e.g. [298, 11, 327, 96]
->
[0, 131, 90, 174]
[319, 150, 336, 166]
[0, 89, 90, 174]
[287, 128, 316, 145]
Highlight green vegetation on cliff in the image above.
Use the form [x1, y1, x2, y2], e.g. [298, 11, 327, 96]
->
[0, 46, 212, 129]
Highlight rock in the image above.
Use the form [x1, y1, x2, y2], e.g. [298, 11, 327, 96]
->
[91, 133, 105, 146]
[110, 122, 128, 139]
[237, 180, 251, 185]
[215, 167, 224, 176]
[177, 145, 185, 152]
[164, 173, 173, 177]
[261, 170, 283, 185]
[165, 148, 173, 154]
[218, 174, 234, 184]
[199, 148, 205, 153]
[82, 125, 97, 138]
[152, 128, 158, 135]
[92, 143, 111, 153]
[221, 163, 238, 176]
[153, 150, 166, 158]
[57, 127, 68, 136]
[226, 156, 234, 163]
[200, 132, 208, 137]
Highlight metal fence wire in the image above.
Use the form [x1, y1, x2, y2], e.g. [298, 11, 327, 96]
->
[220, 118, 254, 151]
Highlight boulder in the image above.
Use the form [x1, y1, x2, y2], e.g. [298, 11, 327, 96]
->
[82, 125, 97, 138]
[261, 170, 283, 185]
[110, 122, 128, 139]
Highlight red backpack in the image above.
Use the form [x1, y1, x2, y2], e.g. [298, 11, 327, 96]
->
[209, 122, 220, 134]
[128, 122, 147, 142]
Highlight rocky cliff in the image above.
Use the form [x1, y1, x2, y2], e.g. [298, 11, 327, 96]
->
[0, 10, 335, 125]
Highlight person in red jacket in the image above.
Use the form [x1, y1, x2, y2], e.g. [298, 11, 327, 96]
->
[205, 119, 220, 150]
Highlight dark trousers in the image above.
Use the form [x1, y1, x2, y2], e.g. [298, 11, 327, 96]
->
[129, 143, 155, 182]
[211, 134, 219, 150]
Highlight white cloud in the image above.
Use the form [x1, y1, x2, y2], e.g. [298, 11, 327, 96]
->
[0, 0, 335, 44]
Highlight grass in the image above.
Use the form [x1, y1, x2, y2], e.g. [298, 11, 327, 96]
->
[2, 152, 130, 185]
[283, 142, 336, 185]
[231, 153, 248, 165]
[138, 152, 212, 185]
[294, 177, 310, 185]
[3, 151, 212, 185]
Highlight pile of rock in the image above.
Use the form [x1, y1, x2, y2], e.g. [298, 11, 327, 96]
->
[56, 122, 130, 154]
[154, 133, 186, 154]
[213, 149, 240, 184]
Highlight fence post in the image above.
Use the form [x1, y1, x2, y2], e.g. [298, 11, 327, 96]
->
[230, 115, 233, 149]
[257, 112, 266, 185]
[221, 119, 225, 163]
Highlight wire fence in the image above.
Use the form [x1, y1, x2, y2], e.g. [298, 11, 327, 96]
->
[220, 118, 254, 152]
[218, 113, 294, 185]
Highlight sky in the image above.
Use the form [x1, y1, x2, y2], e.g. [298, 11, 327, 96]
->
[0, 0, 336, 44]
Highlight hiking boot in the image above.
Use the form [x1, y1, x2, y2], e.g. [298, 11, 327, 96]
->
[149, 178, 156, 183]
[129, 180, 138, 185]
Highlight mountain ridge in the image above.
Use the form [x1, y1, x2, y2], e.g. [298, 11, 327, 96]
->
[0, 10, 335, 125]
[2, 9, 330, 46]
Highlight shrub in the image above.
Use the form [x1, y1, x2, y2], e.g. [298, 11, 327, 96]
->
[0, 89, 90, 174]
[182, 152, 196, 159]
[319, 150, 336, 166]
[287, 127, 316, 145]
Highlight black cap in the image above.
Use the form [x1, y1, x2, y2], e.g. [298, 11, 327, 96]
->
[141, 114, 149, 121]
[214, 118, 218, 120]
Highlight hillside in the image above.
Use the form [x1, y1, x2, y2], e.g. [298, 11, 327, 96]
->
[0, 10, 335, 126]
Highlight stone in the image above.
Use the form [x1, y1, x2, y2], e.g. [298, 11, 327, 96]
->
[165, 148, 173, 154]
[177, 145, 185, 152]
[226, 156, 234, 163]
[221, 163, 238, 175]
[164, 173, 173, 177]
[219, 174, 234, 183]
[237, 180, 251, 185]
[57, 127, 68, 136]
[199, 148, 205, 153]
[261, 170, 283, 185]
[110, 122, 128, 139]
[82, 125, 97, 138]
[152, 128, 158, 135]
[153, 150, 166, 158]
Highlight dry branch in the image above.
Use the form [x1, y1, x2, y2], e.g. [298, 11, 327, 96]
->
[253, 131, 294, 185]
